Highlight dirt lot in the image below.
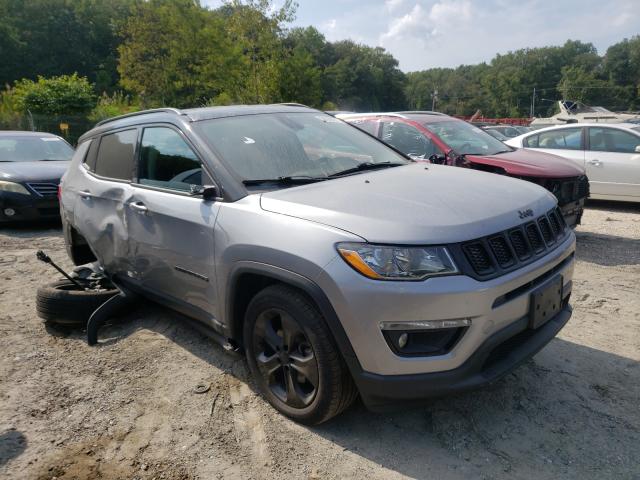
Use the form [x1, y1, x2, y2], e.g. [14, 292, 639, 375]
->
[0, 201, 638, 480]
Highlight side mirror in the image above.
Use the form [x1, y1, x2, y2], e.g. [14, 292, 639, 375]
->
[190, 184, 221, 201]
[635, 145, 640, 153]
[428, 154, 446, 164]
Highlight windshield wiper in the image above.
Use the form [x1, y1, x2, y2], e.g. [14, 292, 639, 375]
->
[328, 161, 406, 178]
[242, 175, 328, 186]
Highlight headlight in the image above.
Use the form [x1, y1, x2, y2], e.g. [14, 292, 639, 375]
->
[337, 242, 458, 280]
[0, 181, 30, 195]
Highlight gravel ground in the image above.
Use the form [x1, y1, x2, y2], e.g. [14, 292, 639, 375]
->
[0, 200, 638, 480]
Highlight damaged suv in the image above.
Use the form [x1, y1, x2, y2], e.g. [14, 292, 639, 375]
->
[60, 105, 575, 424]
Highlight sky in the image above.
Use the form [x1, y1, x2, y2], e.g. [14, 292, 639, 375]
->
[202, 0, 640, 72]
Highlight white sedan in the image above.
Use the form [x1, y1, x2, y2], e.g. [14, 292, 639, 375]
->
[506, 123, 640, 202]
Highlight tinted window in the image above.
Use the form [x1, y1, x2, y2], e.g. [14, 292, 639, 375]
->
[381, 122, 440, 158]
[139, 127, 201, 192]
[0, 135, 73, 162]
[527, 128, 582, 150]
[83, 137, 99, 171]
[589, 127, 640, 153]
[94, 129, 137, 180]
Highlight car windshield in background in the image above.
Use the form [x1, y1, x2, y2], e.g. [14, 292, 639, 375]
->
[423, 120, 510, 156]
[195, 113, 410, 183]
[0, 136, 74, 162]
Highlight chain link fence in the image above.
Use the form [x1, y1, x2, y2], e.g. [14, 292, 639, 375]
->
[0, 113, 94, 146]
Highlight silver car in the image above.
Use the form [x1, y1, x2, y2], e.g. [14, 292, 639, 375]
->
[60, 105, 575, 424]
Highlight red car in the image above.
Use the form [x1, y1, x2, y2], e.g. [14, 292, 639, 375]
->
[338, 112, 589, 227]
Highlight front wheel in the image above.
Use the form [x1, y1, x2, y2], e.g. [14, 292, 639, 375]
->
[243, 285, 357, 424]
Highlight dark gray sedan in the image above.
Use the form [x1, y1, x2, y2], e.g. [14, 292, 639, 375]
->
[0, 131, 74, 222]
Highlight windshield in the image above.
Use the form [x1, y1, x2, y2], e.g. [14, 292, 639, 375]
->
[423, 120, 510, 155]
[195, 112, 409, 182]
[0, 136, 74, 162]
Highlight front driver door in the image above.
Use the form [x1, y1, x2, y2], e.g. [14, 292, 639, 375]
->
[127, 125, 221, 328]
[586, 126, 640, 199]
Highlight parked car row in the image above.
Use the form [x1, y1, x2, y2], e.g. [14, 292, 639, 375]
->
[337, 112, 589, 227]
[7, 103, 637, 425]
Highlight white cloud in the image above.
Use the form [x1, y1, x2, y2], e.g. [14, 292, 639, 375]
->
[385, 0, 405, 12]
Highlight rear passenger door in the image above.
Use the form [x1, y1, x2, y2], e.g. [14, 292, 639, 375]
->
[524, 127, 585, 167]
[127, 125, 221, 326]
[73, 128, 138, 276]
[585, 127, 640, 199]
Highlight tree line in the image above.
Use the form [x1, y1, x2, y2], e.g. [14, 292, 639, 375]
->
[0, 0, 638, 121]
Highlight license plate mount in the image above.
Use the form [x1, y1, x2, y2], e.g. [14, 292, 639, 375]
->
[529, 275, 563, 329]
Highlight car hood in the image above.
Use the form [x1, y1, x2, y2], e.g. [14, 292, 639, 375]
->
[0, 161, 70, 182]
[260, 163, 556, 244]
[466, 149, 584, 178]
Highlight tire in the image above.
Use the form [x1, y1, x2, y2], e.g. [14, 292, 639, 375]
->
[243, 284, 358, 424]
[36, 279, 118, 326]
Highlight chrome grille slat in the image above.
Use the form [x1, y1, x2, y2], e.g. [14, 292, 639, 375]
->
[26, 183, 58, 197]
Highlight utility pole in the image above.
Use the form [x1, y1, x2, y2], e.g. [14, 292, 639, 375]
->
[530, 87, 536, 118]
[431, 89, 438, 111]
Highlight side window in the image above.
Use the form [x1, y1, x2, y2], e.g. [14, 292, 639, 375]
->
[83, 137, 99, 171]
[381, 122, 440, 158]
[589, 127, 640, 153]
[138, 127, 201, 192]
[71, 140, 91, 166]
[533, 128, 582, 150]
[524, 134, 539, 148]
[94, 129, 137, 180]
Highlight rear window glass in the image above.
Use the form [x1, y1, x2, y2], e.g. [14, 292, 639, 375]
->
[83, 138, 100, 171]
[94, 129, 137, 180]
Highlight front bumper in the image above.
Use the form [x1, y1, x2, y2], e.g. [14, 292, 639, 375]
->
[355, 303, 571, 410]
[316, 231, 575, 379]
[0, 192, 61, 222]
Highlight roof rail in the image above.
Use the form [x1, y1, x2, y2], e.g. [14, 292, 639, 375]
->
[95, 108, 184, 127]
[271, 102, 310, 108]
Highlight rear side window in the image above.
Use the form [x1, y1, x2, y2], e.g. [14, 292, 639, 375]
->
[83, 138, 99, 171]
[138, 127, 201, 192]
[94, 129, 137, 180]
[589, 127, 640, 153]
[525, 128, 582, 150]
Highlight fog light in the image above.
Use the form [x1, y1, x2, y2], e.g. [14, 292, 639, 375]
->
[397, 332, 408, 349]
[380, 318, 472, 330]
[4, 208, 15, 216]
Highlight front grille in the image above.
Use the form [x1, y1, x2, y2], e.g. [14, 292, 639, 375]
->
[538, 217, 554, 244]
[488, 235, 515, 267]
[461, 207, 569, 278]
[536, 176, 590, 205]
[27, 183, 58, 197]
[463, 243, 494, 274]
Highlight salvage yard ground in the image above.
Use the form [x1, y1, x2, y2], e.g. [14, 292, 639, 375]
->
[0, 201, 639, 480]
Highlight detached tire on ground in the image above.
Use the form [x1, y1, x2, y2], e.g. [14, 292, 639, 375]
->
[244, 284, 358, 425]
[36, 279, 119, 326]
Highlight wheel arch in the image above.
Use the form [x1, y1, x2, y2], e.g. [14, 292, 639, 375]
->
[225, 262, 362, 375]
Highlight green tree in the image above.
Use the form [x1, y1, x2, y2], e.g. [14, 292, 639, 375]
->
[12, 74, 95, 115]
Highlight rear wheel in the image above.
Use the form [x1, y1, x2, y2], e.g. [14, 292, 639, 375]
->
[243, 284, 357, 424]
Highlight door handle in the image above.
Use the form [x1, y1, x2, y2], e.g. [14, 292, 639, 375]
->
[80, 190, 93, 199]
[128, 201, 148, 214]
[587, 159, 602, 166]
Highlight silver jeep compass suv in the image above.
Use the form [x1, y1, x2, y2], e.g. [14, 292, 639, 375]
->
[60, 105, 575, 424]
